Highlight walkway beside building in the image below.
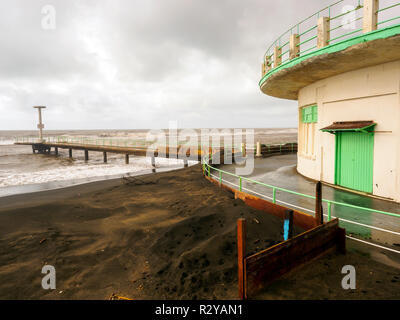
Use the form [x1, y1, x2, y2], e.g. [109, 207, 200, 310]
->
[214, 154, 400, 269]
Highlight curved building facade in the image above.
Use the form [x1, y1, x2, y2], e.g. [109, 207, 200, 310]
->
[259, 0, 400, 202]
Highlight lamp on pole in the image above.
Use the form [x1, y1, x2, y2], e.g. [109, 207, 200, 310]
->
[33, 106, 46, 142]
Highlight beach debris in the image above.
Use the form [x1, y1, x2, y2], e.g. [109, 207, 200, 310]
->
[109, 293, 133, 300]
[59, 291, 63, 294]
[253, 218, 260, 224]
[39, 238, 47, 244]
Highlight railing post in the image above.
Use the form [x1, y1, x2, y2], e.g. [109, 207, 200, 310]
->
[315, 181, 323, 225]
[239, 177, 242, 192]
[273, 46, 282, 67]
[272, 187, 277, 204]
[265, 56, 272, 72]
[317, 16, 330, 48]
[328, 201, 332, 221]
[289, 34, 300, 59]
[256, 141, 262, 157]
[237, 218, 246, 300]
[363, 0, 379, 33]
[219, 171, 222, 186]
[261, 62, 266, 77]
[283, 210, 294, 241]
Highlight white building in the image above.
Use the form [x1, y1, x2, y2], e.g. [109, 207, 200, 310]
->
[260, 0, 400, 202]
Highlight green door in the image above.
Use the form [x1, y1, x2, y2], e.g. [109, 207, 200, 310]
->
[335, 131, 374, 193]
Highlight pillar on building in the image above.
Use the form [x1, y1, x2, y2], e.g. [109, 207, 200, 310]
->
[317, 17, 330, 48]
[55, 147, 58, 156]
[363, 0, 379, 33]
[265, 56, 272, 72]
[84, 150, 89, 162]
[69, 148, 72, 158]
[289, 34, 300, 59]
[256, 142, 262, 157]
[241, 143, 246, 157]
[125, 154, 129, 164]
[273, 46, 282, 67]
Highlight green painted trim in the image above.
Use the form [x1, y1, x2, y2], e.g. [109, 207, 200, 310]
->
[302, 105, 318, 123]
[259, 24, 400, 88]
[335, 131, 374, 193]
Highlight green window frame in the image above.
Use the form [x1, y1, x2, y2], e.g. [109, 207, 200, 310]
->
[301, 105, 318, 123]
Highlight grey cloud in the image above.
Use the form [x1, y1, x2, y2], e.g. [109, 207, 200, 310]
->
[0, 0, 332, 130]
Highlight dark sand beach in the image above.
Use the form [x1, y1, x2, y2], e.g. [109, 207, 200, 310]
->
[0, 165, 399, 299]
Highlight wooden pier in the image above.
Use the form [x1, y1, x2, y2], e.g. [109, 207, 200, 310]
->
[16, 140, 296, 167]
[16, 141, 218, 167]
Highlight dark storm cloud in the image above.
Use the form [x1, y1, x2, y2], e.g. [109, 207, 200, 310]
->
[0, 0, 332, 130]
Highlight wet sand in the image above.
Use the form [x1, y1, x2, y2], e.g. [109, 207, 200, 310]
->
[0, 165, 398, 299]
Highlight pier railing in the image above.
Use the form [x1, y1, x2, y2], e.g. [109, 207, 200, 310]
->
[13, 136, 297, 154]
[261, 0, 400, 78]
[203, 152, 400, 254]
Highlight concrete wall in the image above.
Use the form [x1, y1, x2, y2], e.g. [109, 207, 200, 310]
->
[297, 60, 400, 202]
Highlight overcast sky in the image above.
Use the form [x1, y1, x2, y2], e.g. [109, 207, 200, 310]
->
[0, 0, 332, 130]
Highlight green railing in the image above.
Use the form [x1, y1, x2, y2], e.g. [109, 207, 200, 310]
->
[202, 151, 400, 250]
[263, 0, 400, 70]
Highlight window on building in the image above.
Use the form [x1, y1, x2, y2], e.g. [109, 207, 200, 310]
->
[299, 105, 318, 157]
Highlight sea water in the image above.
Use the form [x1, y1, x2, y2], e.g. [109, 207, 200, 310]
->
[0, 128, 297, 197]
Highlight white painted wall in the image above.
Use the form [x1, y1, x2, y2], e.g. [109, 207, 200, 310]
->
[297, 60, 400, 202]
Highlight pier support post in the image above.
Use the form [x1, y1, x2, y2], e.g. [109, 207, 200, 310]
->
[55, 147, 58, 156]
[183, 159, 188, 168]
[317, 17, 330, 48]
[84, 150, 89, 162]
[237, 218, 246, 300]
[315, 181, 323, 225]
[103, 152, 107, 163]
[363, 0, 379, 33]
[69, 148, 72, 158]
[125, 154, 129, 164]
[151, 156, 156, 167]
[256, 142, 262, 157]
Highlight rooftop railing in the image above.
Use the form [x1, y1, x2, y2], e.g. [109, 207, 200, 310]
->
[261, 0, 400, 78]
